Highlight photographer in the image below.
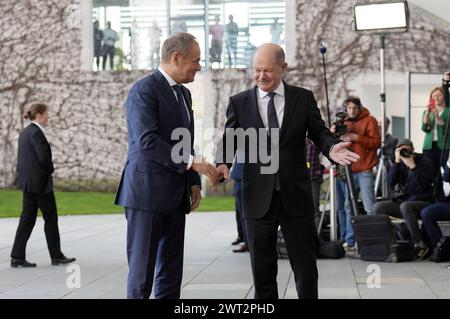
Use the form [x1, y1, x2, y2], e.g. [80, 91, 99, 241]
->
[338, 96, 381, 215]
[373, 139, 434, 260]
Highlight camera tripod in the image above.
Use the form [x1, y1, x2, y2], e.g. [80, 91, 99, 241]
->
[317, 163, 360, 240]
[374, 147, 392, 199]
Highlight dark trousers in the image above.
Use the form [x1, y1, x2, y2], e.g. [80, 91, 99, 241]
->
[234, 180, 246, 242]
[11, 191, 63, 259]
[125, 207, 186, 299]
[421, 202, 450, 248]
[102, 45, 115, 70]
[311, 177, 322, 228]
[245, 191, 319, 299]
[373, 200, 430, 244]
[423, 142, 449, 180]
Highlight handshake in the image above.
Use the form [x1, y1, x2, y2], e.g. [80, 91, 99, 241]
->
[191, 159, 230, 190]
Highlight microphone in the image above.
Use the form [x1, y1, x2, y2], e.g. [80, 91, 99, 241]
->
[319, 42, 327, 54]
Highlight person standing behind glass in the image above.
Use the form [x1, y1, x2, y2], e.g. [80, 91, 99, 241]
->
[11, 104, 76, 268]
[270, 18, 283, 45]
[102, 21, 119, 71]
[149, 20, 162, 69]
[225, 15, 239, 68]
[209, 15, 224, 68]
[422, 87, 449, 179]
[93, 20, 103, 71]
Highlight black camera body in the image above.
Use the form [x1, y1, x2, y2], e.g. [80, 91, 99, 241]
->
[334, 111, 348, 137]
[399, 149, 413, 158]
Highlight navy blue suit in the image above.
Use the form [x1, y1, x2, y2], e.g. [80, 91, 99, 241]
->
[115, 70, 200, 299]
[231, 161, 246, 242]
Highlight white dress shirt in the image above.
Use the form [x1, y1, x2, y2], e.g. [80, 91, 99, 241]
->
[257, 81, 285, 130]
[157, 66, 193, 170]
[158, 66, 191, 123]
[32, 121, 46, 138]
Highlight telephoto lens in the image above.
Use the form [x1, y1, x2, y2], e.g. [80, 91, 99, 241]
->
[399, 149, 412, 158]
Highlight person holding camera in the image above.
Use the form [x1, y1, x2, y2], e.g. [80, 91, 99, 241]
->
[422, 86, 449, 179]
[339, 96, 381, 215]
[373, 139, 434, 260]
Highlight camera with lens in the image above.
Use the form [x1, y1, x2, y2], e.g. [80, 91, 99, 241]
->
[399, 148, 413, 158]
[334, 111, 348, 137]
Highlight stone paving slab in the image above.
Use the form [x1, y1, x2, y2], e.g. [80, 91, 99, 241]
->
[1, 213, 450, 299]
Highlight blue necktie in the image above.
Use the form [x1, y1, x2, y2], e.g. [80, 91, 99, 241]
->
[267, 92, 279, 133]
[173, 85, 190, 128]
[267, 92, 280, 191]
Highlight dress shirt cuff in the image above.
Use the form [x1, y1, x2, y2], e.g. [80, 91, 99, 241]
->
[186, 155, 194, 170]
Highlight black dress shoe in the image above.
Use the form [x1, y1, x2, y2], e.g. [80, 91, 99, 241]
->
[51, 256, 76, 266]
[11, 258, 37, 268]
[231, 237, 244, 245]
[232, 243, 249, 253]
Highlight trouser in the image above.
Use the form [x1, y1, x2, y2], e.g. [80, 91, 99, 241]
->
[245, 191, 319, 299]
[373, 200, 430, 244]
[11, 191, 63, 259]
[125, 207, 186, 299]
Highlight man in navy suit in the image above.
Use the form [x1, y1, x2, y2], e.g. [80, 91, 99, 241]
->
[115, 33, 218, 299]
[215, 44, 359, 299]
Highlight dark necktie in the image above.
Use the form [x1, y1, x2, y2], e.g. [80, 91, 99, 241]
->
[267, 92, 280, 191]
[173, 85, 190, 128]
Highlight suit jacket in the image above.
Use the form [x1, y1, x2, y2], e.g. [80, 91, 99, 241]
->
[217, 82, 338, 219]
[421, 108, 450, 150]
[115, 70, 201, 213]
[15, 123, 54, 194]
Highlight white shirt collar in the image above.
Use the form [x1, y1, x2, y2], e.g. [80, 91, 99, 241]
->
[32, 121, 45, 133]
[258, 81, 285, 99]
[158, 66, 178, 87]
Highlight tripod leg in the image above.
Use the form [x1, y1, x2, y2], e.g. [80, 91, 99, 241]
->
[374, 159, 383, 196]
[317, 185, 330, 236]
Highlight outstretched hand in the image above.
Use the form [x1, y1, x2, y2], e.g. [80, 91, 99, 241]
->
[212, 164, 230, 192]
[329, 142, 360, 165]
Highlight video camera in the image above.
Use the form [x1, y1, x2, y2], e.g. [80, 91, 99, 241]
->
[334, 111, 348, 137]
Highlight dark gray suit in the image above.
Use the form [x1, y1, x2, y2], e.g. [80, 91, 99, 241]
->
[217, 82, 338, 299]
[11, 123, 63, 260]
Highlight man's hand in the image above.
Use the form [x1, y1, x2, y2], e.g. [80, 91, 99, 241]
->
[340, 133, 358, 143]
[394, 147, 403, 163]
[329, 142, 360, 165]
[212, 164, 230, 192]
[191, 159, 218, 184]
[190, 186, 201, 211]
[330, 125, 336, 134]
[401, 156, 416, 170]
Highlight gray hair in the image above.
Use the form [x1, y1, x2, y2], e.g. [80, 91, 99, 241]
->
[161, 32, 197, 63]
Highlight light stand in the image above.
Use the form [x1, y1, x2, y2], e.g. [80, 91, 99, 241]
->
[354, 1, 410, 199]
[373, 35, 390, 198]
[319, 43, 338, 241]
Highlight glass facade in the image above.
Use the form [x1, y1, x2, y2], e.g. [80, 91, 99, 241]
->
[92, 0, 285, 71]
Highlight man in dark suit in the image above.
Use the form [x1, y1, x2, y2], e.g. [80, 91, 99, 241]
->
[215, 44, 359, 299]
[11, 103, 76, 268]
[115, 33, 218, 299]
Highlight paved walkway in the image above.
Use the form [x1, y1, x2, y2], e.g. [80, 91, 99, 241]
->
[0, 213, 450, 299]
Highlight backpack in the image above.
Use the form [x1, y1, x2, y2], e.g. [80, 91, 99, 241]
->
[431, 236, 450, 262]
